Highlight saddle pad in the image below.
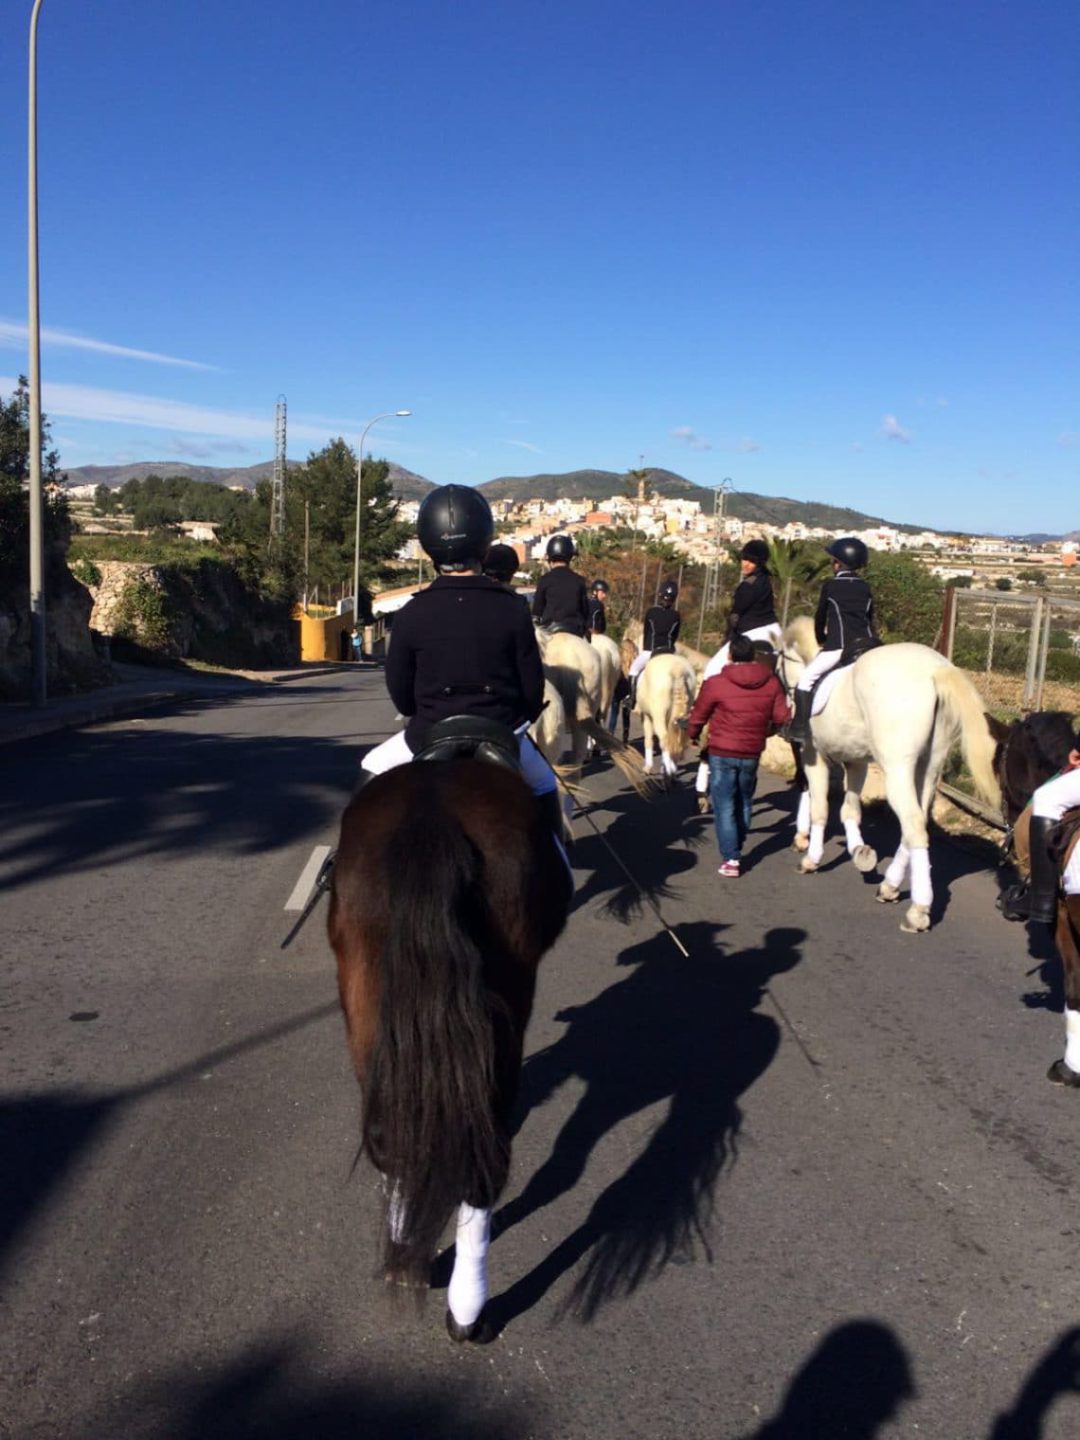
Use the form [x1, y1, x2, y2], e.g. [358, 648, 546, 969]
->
[810, 667, 844, 717]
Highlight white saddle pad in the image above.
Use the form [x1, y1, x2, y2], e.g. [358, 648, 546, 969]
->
[811, 667, 844, 717]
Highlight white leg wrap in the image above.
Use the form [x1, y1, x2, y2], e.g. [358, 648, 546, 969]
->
[808, 822, 825, 865]
[1064, 1009, 1080, 1074]
[448, 1203, 491, 1328]
[909, 847, 932, 908]
[884, 844, 910, 890]
[695, 761, 709, 794]
[843, 818, 863, 853]
[796, 790, 811, 834]
[644, 741, 654, 770]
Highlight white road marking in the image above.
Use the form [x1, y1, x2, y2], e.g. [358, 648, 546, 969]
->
[285, 845, 332, 912]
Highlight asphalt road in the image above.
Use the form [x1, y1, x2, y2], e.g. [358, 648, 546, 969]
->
[2, 669, 1079, 1440]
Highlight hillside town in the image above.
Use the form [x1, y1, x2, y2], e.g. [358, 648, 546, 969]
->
[391, 478, 1077, 582]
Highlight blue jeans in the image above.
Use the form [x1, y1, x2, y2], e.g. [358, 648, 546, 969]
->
[708, 755, 759, 862]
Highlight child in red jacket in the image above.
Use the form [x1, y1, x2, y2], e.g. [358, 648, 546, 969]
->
[686, 634, 791, 877]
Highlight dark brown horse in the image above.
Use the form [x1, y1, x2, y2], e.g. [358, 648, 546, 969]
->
[328, 759, 572, 1339]
[990, 710, 1080, 1086]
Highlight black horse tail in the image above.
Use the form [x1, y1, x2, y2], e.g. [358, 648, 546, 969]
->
[364, 791, 506, 1286]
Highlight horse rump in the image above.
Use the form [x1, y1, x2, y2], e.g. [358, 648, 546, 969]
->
[329, 762, 564, 1286]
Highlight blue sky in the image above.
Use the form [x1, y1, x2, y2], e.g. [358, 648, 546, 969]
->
[2, 0, 1077, 533]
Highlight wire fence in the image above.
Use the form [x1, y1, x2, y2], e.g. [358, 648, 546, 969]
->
[942, 587, 1080, 717]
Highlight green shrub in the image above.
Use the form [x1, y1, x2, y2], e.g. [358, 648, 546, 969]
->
[69, 557, 102, 588]
[113, 578, 174, 652]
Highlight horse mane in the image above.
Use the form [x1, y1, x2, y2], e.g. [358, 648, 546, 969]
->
[783, 615, 819, 665]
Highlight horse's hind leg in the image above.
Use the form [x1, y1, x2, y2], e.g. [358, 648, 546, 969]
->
[877, 843, 910, 904]
[797, 757, 830, 873]
[642, 715, 656, 773]
[882, 762, 933, 933]
[840, 760, 877, 872]
[1047, 897, 1080, 1088]
[446, 1202, 492, 1341]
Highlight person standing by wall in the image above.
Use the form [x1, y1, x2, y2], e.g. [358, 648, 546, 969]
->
[686, 634, 791, 878]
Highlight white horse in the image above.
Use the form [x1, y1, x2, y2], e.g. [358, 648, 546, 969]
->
[779, 616, 1001, 933]
[635, 652, 697, 778]
[528, 678, 567, 767]
[534, 626, 650, 791]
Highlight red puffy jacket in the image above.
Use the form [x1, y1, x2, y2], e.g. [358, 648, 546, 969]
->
[686, 662, 791, 759]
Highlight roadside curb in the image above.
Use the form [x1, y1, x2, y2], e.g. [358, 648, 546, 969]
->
[0, 663, 378, 746]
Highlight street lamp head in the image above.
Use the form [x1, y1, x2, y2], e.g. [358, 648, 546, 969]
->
[396, 409, 412, 417]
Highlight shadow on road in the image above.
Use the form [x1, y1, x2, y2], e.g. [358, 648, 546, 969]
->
[737, 1319, 915, 1439]
[469, 922, 805, 1334]
[65, 1339, 531, 1440]
[0, 1002, 340, 1275]
[0, 692, 362, 892]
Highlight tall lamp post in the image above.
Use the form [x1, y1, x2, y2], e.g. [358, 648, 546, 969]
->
[351, 409, 411, 621]
[695, 477, 733, 651]
[28, 0, 46, 705]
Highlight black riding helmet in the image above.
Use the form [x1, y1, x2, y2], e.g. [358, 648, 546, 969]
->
[483, 542, 520, 584]
[546, 534, 575, 562]
[739, 539, 770, 566]
[659, 580, 678, 604]
[591, 578, 609, 595]
[417, 485, 494, 569]
[826, 536, 869, 570]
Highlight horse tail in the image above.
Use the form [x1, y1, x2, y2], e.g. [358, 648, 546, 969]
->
[932, 665, 1002, 809]
[364, 793, 505, 1286]
[578, 716, 657, 796]
[665, 666, 694, 759]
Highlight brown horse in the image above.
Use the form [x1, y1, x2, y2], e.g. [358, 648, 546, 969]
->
[990, 710, 1080, 1086]
[328, 759, 573, 1338]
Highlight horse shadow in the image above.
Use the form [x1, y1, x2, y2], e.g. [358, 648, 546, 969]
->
[569, 779, 710, 921]
[461, 922, 805, 1333]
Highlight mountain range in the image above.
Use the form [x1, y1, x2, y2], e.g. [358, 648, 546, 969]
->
[65, 460, 934, 535]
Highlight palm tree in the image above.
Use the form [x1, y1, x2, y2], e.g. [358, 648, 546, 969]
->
[766, 538, 832, 626]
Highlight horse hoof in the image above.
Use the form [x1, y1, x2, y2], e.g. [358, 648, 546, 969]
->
[852, 845, 878, 874]
[797, 857, 818, 875]
[900, 905, 931, 934]
[446, 1306, 494, 1344]
[876, 882, 901, 904]
[696, 796, 710, 815]
[1046, 1059, 1080, 1088]
[793, 832, 810, 853]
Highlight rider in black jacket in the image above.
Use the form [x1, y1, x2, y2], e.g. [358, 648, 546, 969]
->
[361, 486, 564, 848]
[787, 537, 876, 743]
[628, 580, 681, 706]
[532, 535, 590, 636]
[587, 579, 609, 637]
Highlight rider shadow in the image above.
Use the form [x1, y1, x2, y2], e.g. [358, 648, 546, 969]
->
[988, 1325, 1080, 1438]
[734, 1319, 915, 1439]
[472, 923, 806, 1334]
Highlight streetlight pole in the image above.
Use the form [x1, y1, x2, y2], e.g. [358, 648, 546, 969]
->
[28, 0, 46, 705]
[351, 409, 411, 623]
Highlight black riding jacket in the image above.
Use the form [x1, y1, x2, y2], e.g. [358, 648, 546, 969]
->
[814, 570, 876, 651]
[587, 596, 607, 635]
[725, 567, 778, 637]
[532, 565, 590, 636]
[643, 605, 681, 653]
[385, 574, 545, 751]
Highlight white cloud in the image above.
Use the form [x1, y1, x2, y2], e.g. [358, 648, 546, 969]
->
[502, 438, 543, 454]
[0, 377, 383, 449]
[737, 436, 761, 453]
[671, 425, 713, 452]
[881, 414, 912, 443]
[0, 320, 219, 371]
[168, 437, 255, 459]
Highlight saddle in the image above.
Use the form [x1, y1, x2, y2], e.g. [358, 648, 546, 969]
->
[413, 715, 521, 773]
[807, 635, 884, 704]
[1011, 804, 1080, 879]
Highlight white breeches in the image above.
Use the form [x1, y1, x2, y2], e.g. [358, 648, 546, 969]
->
[796, 648, 841, 692]
[362, 724, 557, 796]
[629, 650, 651, 680]
[1034, 769, 1080, 895]
[704, 624, 782, 681]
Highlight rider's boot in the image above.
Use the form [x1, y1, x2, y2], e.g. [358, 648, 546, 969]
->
[1026, 815, 1061, 925]
[785, 689, 813, 745]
